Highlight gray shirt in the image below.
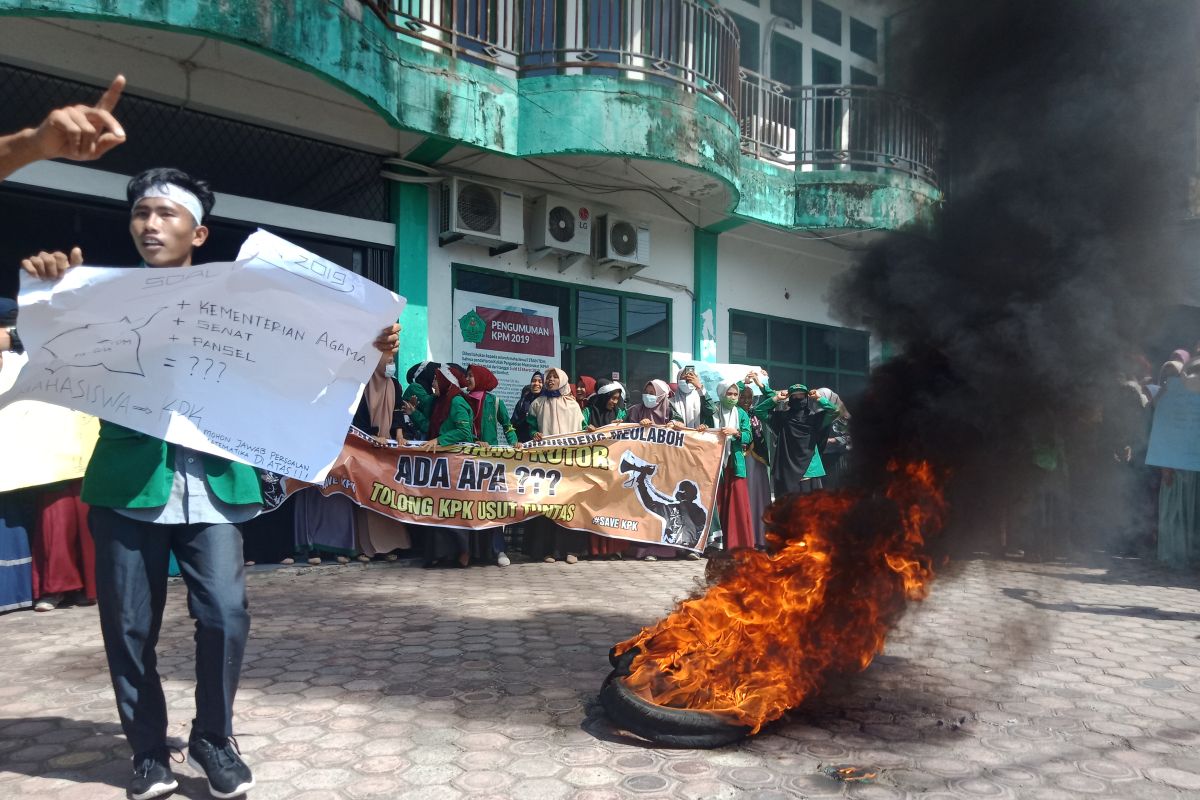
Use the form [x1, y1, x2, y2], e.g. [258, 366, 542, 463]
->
[115, 446, 262, 525]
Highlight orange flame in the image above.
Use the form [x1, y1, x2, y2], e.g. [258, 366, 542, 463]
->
[612, 460, 946, 733]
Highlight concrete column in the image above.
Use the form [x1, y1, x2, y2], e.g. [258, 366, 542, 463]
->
[393, 180, 429, 371]
[693, 228, 718, 363]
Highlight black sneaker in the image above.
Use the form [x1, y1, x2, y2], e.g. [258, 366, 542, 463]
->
[129, 747, 178, 800]
[187, 731, 255, 799]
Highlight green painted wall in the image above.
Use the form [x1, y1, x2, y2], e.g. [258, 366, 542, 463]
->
[0, 0, 943, 234]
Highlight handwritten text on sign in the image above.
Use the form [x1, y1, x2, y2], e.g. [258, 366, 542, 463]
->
[0, 230, 405, 482]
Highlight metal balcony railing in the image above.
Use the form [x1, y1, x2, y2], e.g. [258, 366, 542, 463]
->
[364, 0, 740, 113]
[362, 1, 519, 62]
[360, 5, 938, 186]
[741, 71, 940, 187]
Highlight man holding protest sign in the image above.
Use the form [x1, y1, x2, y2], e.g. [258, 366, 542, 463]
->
[20, 167, 400, 800]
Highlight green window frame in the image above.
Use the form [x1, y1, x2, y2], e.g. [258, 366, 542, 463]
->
[729, 309, 870, 404]
[453, 264, 673, 393]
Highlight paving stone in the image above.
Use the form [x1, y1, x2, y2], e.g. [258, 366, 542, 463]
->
[3, 557, 1199, 799]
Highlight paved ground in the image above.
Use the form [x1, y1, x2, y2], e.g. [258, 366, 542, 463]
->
[1, 554, 1199, 800]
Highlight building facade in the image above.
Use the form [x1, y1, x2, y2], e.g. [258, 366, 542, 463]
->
[0, 0, 941, 402]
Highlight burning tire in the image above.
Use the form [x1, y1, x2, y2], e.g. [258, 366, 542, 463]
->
[600, 647, 753, 748]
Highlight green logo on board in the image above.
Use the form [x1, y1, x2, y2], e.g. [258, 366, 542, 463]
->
[458, 309, 486, 343]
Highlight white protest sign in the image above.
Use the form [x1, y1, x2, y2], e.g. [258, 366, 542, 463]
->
[1146, 375, 1200, 471]
[0, 230, 405, 482]
[452, 289, 561, 412]
[0, 352, 99, 492]
[669, 356, 769, 396]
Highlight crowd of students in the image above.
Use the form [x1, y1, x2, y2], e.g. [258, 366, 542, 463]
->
[240, 361, 851, 571]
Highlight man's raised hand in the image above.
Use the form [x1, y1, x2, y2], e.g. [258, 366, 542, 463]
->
[33, 75, 127, 162]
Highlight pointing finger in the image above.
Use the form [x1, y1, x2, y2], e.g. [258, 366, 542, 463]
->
[96, 74, 126, 114]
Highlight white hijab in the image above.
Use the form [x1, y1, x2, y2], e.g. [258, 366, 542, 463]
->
[669, 368, 704, 427]
[713, 380, 740, 429]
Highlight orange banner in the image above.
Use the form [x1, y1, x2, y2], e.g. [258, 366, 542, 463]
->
[273, 424, 729, 551]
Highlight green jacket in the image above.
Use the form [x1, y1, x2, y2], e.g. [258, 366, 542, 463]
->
[582, 406, 627, 428]
[708, 402, 752, 478]
[81, 421, 263, 509]
[479, 393, 518, 445]
[435, 395, 475, 446]
[402, 384, 432, 437]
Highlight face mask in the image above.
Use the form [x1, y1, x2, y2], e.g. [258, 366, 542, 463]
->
[383, 363, 396, 379]
[642, 393, 660, 408]
[677, 380, 694, 395]
[721, 396, 738, 409]
[788, 396, 805, 409]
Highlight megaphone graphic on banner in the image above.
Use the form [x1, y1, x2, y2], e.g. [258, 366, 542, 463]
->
[618, 452, 657, 487]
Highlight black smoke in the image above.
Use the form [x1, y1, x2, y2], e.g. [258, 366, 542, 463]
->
[830, 0, 1197, 556]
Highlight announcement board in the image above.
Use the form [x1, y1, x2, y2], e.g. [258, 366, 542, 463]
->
[1147, 376, 1200, 471]
[0, 230, 405, 482]
[272, 423, 727, 551]
[0, 352, 99, 492]
[452, 289, 560, 411]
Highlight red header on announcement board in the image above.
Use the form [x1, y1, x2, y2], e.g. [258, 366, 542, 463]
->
[479, 307, 557, 356]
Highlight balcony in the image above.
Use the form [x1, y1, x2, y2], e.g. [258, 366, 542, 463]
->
[363, 0, 740, 114]
[740, 71, 940, 187]
[361, 4, 938, 188]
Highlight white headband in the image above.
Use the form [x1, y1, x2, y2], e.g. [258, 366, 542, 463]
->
[437, 366, 460, 389]
[136, 183, 205, 224]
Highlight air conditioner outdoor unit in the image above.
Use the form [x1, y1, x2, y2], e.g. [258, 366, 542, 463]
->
[529, 194, 594, 256]
[594, 214, 651, 268]
[439, 177, 524, 253]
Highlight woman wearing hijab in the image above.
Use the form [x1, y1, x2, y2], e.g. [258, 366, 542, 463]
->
[738, 377, 773, 549]
[583, 381, 629, 558]
[583, 381, 626, 430]
[574, 375, 597, 409]
[760, 383, 838, 497]
[624, 378, 681, 560]
[668, 367, 711, 429]
[398, 383, 430, 440]
[626, 379, 673, 426]
[420, 366, 476, 567]
[711, 380, 755, 550]
[1156, 355, 1199, 567]
[344, 354, 413, 560]
[510, 371, 543, 443]
[465, 364, 517, 566]
[814, 387, 851, 492]
[525, 368, 587, 563]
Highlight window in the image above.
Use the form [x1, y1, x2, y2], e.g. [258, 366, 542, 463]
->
[729, 310, 870, 404]
[850, 18, 878, 62]
[812, 1, 842, 45]
[850, 67, 878, 86]
[812, 49, 842, 84]
[770, 0, 802, 27]
[729, 12, 761, 73]
[770, 34, 803, 86]
[454, 265, 672, 392]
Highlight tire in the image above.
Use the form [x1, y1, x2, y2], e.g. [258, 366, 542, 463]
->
[599, 668, 752, 749]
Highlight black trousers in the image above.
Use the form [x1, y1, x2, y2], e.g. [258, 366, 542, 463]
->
[88, 507, 249, 755]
